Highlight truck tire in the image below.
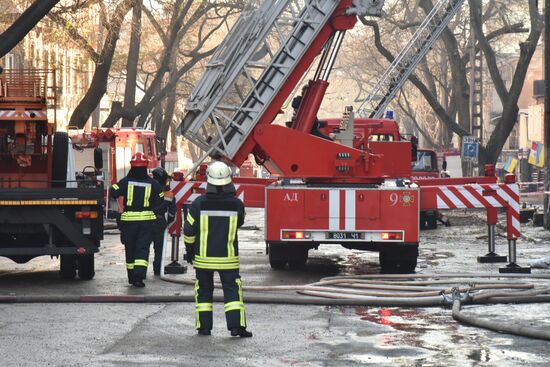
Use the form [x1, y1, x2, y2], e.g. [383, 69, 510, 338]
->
[379, 246, 418, 274]
[419, 212, 428, 229]
[59, 255, 77, 279]
[426, 212, 438, 230]
[268, 243, 287, 270]
[52, 132, 69, 188]
[77, 254, 95, 280]
[288, 248, 308, 270]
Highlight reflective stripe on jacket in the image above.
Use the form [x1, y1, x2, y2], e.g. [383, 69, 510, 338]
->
[110, 176, 164, 222]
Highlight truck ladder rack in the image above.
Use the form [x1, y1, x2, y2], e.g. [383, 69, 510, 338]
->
[178, 0, 383, 173]
[357, 0, 465, 118]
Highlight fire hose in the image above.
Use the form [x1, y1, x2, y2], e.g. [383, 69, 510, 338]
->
[1, 230, 550, 342]
[158, 230, 550, 341]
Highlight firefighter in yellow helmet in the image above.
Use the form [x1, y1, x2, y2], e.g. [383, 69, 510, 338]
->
[183, 161, 252, 337]
[110, 152, 165, 287]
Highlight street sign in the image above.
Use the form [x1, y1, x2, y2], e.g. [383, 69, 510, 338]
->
[462, 136, 478, 161]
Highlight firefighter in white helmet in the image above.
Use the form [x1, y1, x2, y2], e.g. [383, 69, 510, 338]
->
[183, 161, 252, 337]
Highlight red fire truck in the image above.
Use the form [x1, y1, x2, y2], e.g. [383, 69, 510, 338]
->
[170, 0, 524, 274]
[70, 127, 161, 215]
[0, 69, 104, 279]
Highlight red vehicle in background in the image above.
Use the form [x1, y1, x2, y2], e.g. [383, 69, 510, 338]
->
[70, 127, 161, 215]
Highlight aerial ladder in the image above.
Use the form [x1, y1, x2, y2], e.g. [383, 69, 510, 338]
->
[357, 0, 466, 118]
[172, 0, 526, 273]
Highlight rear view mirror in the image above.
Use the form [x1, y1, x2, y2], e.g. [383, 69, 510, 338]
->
[94, 147, 103, 170]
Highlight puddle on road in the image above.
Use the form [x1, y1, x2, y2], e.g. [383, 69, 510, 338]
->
[313, 306, 550, 366]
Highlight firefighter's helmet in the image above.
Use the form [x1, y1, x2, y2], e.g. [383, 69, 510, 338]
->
[130, 152, 149, 167]
[206, 161, 232, 186]
[152, 167, 170, 185]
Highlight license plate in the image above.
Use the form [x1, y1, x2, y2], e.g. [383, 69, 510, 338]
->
[327, 232, 363, 240]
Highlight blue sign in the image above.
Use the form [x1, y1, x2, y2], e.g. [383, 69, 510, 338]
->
[462, 136, 478, 160]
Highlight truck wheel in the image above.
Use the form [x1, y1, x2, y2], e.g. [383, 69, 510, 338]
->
[379, 246, 418, 274]
[77, 254, 95, 280]
[379, 250, 398, 274]
[419, 211, 427, 230]
[426, 212, 437, 230]
[288, 248, 308, 270]
[52, 132, 69, 188]
[59, 255, 77, 279]
[268, 243, 287, 270]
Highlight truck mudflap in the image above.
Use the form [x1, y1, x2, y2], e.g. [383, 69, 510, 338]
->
[0, 187, 104, 261]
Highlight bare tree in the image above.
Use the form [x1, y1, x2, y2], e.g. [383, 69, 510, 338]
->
[121, 0, 143, 127]
[101, 1, 244, 139]
[354, 0, 542, 170]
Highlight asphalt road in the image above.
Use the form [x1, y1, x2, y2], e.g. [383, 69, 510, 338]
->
[1, 208, 550, 366]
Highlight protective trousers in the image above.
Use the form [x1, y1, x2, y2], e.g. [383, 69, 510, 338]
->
[120, 221, 153, 282]
[195, 269, 246, 331]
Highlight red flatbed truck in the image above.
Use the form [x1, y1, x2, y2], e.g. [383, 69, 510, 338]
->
[0, 68, 104, 279]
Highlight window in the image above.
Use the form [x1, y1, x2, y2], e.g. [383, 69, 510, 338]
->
[369, 134, 394, 142]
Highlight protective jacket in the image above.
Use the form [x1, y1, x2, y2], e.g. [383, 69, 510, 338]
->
[183, 185, 245, 270]
[111, 176, 164, 221]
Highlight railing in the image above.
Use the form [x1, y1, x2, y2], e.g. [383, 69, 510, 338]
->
[0, 69, 55, 104]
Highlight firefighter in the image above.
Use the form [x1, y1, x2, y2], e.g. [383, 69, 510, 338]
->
[151, 167, 176, 275]
[286, 84, 333, 140]
[110, 152, 164, 287]
[183, 161, 252, 337]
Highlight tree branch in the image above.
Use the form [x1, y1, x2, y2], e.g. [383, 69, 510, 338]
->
[0, 0, 61, 58]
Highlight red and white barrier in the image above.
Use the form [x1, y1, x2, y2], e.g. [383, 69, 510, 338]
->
[421, 182, 520, 240]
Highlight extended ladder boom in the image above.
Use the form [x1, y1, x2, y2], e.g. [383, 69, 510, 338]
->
[178, 0, 383, 171]
[357, 0, 465, 118]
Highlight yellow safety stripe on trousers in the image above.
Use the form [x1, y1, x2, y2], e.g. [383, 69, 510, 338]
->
[127, 184, 134, 206]
[112, 184, 119, 190]
[236, 278, 246, 327]
[126, 263, 134, 269]
[143, 185, 151, 208]
[200, 215, 208, 257]
[120, 211, 156, 221]
[227, 215, 237, 257]
[186, 212, 195, 226]
[184, 235, 196, 244]
[134, 259, 149, 267]
[224, 301, 244, 312]
[195, 280, 200, 329]
[196, 302, 213, 312]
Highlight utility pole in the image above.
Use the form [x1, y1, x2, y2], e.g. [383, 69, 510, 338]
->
[545, 0, 550, 229]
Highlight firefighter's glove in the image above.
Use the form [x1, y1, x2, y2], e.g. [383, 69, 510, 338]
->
[184, 245, 195, 264]
[164, 190, 174, 199]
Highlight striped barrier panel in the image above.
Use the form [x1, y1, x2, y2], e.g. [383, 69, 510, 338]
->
[420, 183, 520, 240]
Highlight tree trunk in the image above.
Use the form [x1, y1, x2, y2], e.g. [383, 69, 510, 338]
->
[69, 0, 137, 129]
[122, 1, 142, 127]
[0, 0, 61, 58]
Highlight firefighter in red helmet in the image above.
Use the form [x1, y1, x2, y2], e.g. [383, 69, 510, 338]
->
[110, 152, 165, 287]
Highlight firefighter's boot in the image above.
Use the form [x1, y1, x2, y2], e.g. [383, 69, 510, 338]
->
[230, 327, 253, 338]
[127, 269, 134, 285]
